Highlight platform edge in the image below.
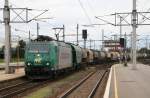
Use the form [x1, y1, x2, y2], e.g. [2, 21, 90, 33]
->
[103, 66, 113, 98]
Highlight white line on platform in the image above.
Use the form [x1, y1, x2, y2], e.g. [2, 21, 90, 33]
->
[103, 67, 113, 98]
[114, 66, 119, 98]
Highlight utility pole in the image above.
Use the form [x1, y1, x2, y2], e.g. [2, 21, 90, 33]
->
[16, 36, 20, 72]
[115, 35, 117, 51]
[90, 39, 92, 49]
[37, 23, 39, 37]
[120, 17, 122, 38]
[84, 40, 86, 49]
[102, 29, 104, 51]
[63, 25, 65, 42]
[77, 24, 79, 45]
[130, 32, 133, 62]
[94, 40, 96, 50]
[29, 30, 31, 42]
[4, 0, 11, 73]
[132, 0, 137, 69]
[119, 16, 123, 63]
[124, 32, 127, 65]
[124, 32, 127, 48]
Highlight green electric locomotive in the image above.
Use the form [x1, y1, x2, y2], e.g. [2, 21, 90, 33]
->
[25, 41, 82, 79]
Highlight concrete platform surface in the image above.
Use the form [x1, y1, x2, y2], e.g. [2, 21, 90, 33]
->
[0, 62, 24, 67]
[0, 68, 25, 82]
[104, 63, 150, 98]
[0, 62, 24, 70]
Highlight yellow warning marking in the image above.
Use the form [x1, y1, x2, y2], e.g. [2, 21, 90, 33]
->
[114, 66, 119, 98]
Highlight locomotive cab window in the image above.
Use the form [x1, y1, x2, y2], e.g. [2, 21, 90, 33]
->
[28, 44, 49, 53]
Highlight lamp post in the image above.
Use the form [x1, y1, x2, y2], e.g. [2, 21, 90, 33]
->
[12, 35, 21, 72]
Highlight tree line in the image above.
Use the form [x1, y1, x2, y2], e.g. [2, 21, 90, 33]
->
[0, 40, 26, 59]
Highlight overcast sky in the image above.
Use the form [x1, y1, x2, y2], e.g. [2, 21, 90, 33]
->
[0, 0, 150, 48]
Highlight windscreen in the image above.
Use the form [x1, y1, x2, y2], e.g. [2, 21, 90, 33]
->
[28, 44, 49, 53]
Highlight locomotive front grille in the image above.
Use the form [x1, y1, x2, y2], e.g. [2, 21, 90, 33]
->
[31, 66, 50, 73]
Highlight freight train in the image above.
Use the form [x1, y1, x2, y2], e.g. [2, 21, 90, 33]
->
[24, 40, 121, 79]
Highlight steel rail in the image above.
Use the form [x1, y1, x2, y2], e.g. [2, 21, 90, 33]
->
[0, 80, 32, 92]
[0, 82, 39, 98]
[88, 70, 108, 98]
[0, 80, 50, 98]
[59, 72, 95, 98]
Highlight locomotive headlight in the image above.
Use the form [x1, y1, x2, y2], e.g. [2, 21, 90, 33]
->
[27, 62, 31, 66]
[46, 62, 50, 66]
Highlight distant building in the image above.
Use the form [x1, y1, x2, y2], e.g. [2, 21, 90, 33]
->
[103, 40, 121, 52]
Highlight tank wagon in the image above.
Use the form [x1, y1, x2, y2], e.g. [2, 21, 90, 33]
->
[81, 48, 87, 63]
[98, 51, 107, 64]
[110, 52, 120, 62]
[92, 50, 99, 64]
[82, 49, 94, 65]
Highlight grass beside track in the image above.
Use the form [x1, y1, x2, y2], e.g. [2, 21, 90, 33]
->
[23, 68, 96, 98]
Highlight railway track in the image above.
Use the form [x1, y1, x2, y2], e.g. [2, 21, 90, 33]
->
[0, 77, 48, 98]
[0, 77, 27, 89]
[59, 69, 108, 98]
[0, 69, 92, 98]
[0, 66, 109, 98]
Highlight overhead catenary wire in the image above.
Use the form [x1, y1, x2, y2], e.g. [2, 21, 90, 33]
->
[77, 0, 92, 24]
[77, 0, 101, 36]
[86, 0, 96, 16]
[85, 0, 101, 31]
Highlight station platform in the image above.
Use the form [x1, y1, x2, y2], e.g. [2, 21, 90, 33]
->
[0, 62, 24, 70]
[104, 63, 150, 98]
[0, 68, 25, 82]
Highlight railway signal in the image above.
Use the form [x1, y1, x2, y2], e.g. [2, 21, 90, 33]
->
[82, 29, 87, 49]
[119, 38, 126, 48]
[82, 29, 87, 39]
